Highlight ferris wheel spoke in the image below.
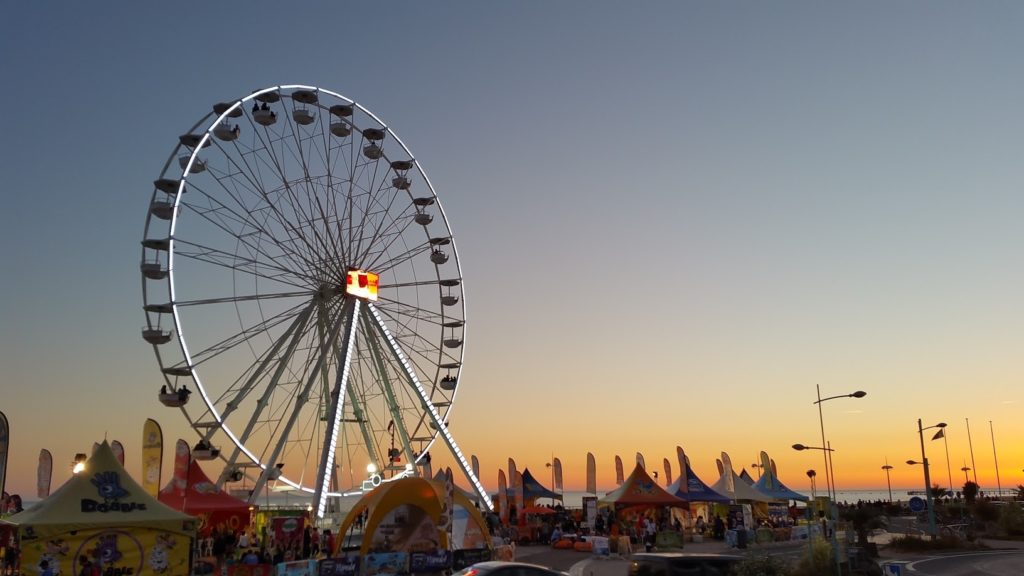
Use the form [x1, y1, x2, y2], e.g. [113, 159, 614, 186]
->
[178, 180, 320, 281]
[378, 278, 458, 290]
[172, 240, 314, 290]
[345, 133, 385, 264]
[356, 209, 418, 273]
[209, 302, 316, 435]
[181, 299, 312, 368]
[240, 124, 332, 274]
[175, 291, 311, 308]
[348, 165, 404, 267]
[250, 297, 350, 500]
[365, 236, 432, 276]
[373, 295, 451, 329]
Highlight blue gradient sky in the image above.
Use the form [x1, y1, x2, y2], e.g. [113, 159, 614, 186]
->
[2, 2, 1022, 498]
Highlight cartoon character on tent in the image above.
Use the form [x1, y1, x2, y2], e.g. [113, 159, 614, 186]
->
[148, 534, 176, 573]
[37, 539, 68, 575]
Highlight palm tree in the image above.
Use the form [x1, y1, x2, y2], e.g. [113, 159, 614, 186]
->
[931, 484, 948, 501]
[963, 481, 979, 506]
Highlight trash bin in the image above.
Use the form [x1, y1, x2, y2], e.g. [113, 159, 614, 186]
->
[736, 528, 748, 549]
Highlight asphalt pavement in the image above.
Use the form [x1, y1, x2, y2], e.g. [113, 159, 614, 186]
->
[511, 533, 1024, 576]
[513, 537, 789, 576]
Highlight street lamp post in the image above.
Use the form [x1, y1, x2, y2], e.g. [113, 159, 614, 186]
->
[751, 463, 763, 480]
[794, 443, 835, 550]
[960, 464, 971, 485]
[811, 385, 866, 576]
[909, 419, 946, 537]
[881, 460, 894, 503]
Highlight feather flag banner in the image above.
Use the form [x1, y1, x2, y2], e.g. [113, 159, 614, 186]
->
[586, 452, 596, 494]
[141, 418, 163, 497]
[0, 411, 8, 498]
[111, 440, 125, 466]
[37, 449, 52, 499]
[498, 470, 509, 524]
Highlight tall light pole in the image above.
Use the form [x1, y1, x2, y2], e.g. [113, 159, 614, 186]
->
[812, 385, 866, 576]
[813, 386, 867, 500]
[793, 443, 836, 570]
[989, 421, 1003, 499]
[881, 460, 894, 503]
[909, 419, 946, 537]
[751, 462, 763, 480]
[966, 418, 978, 484]
[960, 464, 971, 486]
[931, 427, 953, 494]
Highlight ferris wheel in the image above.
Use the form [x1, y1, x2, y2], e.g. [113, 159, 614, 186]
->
[140, 85, 489, 514]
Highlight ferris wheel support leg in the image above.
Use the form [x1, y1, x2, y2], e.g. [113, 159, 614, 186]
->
[331, 321, 380, 472]
[366, 303, 493, 511]
[250, 303, 348, 503]
[215, 304, 315, 491]
[361, 309, 417, 473]
[313, 298, 361, 519]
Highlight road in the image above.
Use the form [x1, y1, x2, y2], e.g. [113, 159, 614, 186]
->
[902, 550, 1024, 575]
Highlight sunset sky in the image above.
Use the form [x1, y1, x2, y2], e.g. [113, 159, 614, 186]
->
[2, 2, 1022, 501]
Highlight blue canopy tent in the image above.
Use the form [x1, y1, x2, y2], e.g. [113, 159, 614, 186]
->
[667, 461, 731, 503]
[753, 454, 809, 502]
[495, 467, 561, 502]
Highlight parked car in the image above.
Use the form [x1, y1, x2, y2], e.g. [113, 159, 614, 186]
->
[453, 561, 569, 576]
[628, 552, 744, 576]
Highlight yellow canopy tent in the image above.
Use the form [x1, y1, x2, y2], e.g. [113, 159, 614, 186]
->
[333, 476, 491, 560]
[1, 441, 196, 576]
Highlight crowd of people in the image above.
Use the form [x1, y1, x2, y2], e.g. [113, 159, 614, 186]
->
[200, 524, 336, 567]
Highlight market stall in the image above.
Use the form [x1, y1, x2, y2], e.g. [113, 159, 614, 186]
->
[0, 441, 196, 576]
[158, 461, 251, 536]
[332, 476, 492, 573]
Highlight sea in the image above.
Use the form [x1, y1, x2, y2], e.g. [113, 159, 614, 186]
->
[245, 487, 994, 514]
[19, 487, 1000, 514]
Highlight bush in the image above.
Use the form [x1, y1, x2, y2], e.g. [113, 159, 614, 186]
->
[732, 554, 790, 576]
[998, 502, 1024, 536]
[888, 534, 957, 551]
[975, 500, 1000, 523]
[790, 538, 832, 576]
[888, 534, 988, 551]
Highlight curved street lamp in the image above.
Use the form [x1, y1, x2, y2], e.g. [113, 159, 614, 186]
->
[810, 386, 866, 576]
[882, 460, 894, 503]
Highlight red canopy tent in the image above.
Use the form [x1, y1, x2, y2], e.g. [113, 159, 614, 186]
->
[159, 461, 251, 536]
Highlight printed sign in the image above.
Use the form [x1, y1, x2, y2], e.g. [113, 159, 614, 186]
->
[409, 550, 450, 573]
[317, 557, 359, 576]
[364, 552, 408, 576]
[451, 549, 490, 571]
